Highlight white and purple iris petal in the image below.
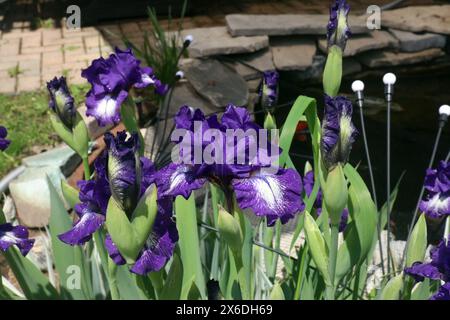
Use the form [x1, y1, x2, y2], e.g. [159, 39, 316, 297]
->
[85, 90, 128, 127]
[232, 168, 304, 226]
[157, 163, 207, 199]
[420, 161, 450, 219]
[0, 223, 35, 256]
[420, 192, 450, 219]
[58, 204, 105, 246]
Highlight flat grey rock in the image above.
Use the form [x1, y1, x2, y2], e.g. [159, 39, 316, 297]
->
[180, 27, 268, 58]
[230, 49, 275, 72]
[9, 166, 67, 228]
[382, 5, 450, 35]
[291, 55, 326, 82]
[318, 30, 399, 57]
[271, 37, 316, 71]
[358, 48, 445, 68]
[226, 14, 369, 37]
[223, 61, 260, 80]
[389, 29, 446, 52]
[184, 58, 249, 108]
[22, 145, 81, 177]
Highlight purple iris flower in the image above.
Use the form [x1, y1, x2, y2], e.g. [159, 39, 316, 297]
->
[407, 239, 450, 301]
[404, 238, 450, 300]
[46, 76, 76, 130]
[58, 154, 110, 246]
[82, 48, 167, 126]
[321, 95, 358, 171]
[59, 130, 178, 275]
[160, 104, 304, 226]
[419, 161, 450, 219]
[0, 223, 35, 256]
[0, 126, 10, 151]
[259, 70, 279, 109]
[303, 170, 348, 232]
[327, 0, 351, 50]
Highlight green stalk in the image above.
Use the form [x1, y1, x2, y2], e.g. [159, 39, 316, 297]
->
[326, 224, 339, 300]
[81, 156, 91, 180]
[149, 271, 164, 299]
[108, 258, 120, 300]
[294, 244, 309, 300]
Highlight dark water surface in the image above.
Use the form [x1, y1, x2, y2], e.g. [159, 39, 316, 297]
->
[272, 65, 450, 240]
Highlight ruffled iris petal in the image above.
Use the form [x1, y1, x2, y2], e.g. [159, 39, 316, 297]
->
[0, 223, 35, 256]
[157, 163, 206, 199]
[419, 192, 450, 219]
[232, 168, 304, 226]
[58, 204, 105, 245]
[85, 90, 128, 126]
[430, 282, 450, 300]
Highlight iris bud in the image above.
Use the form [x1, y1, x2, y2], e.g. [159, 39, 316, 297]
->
[323, 164, 348, 226]
[47, 77, 76, 130]
[217, 206, 243, 255]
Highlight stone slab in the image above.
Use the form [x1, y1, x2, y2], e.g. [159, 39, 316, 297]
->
[318, 30, 399, 57]
[223, 61, 260, 80]
[358, 48, 445, 68]
[9, 166, 67, 228]
[230, 49, 275, 72]
[226, 14, 369, 37]
[389, 29, 447, 53]
[271, 37, 316, 71]
[22, 145, 81, 177]
[382, 5, 450, 35]
[184, 58, 249, 108]
[180, 27, 268, 58]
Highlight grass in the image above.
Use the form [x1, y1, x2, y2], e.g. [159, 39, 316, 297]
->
[0, 84, 90, 178]
[7, 65, 22, 78]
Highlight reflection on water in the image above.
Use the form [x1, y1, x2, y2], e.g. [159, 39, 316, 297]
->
[272, 65, 450, 240]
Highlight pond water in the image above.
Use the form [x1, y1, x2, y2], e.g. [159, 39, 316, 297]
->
[271, 63, 450, 241]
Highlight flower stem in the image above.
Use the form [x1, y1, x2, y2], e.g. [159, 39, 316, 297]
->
[82, 156, 91, 180]
[326, 224, 339, 300]
[108, 258, 120, 300]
